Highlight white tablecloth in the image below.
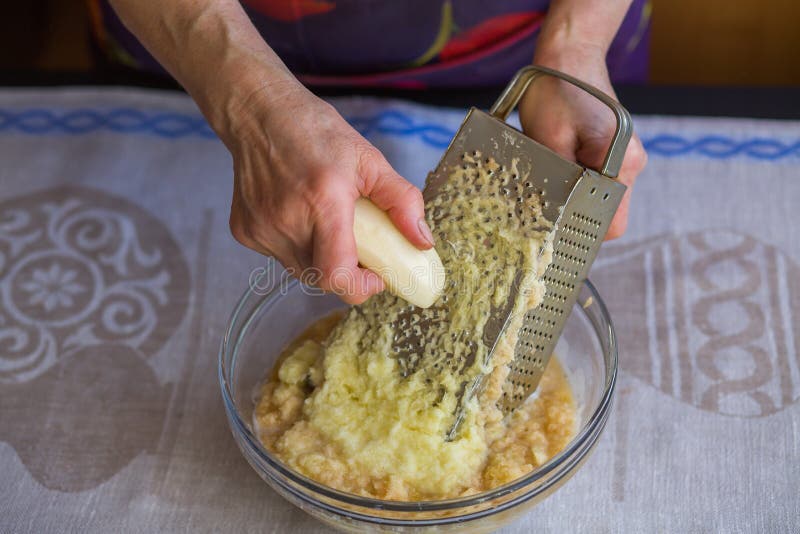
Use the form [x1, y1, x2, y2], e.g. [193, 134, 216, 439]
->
[1, 88, 798, 533]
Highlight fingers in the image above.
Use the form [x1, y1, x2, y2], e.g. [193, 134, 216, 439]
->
[311, 192, 385, 305]
[358, 151, 434, 250]
[605, 134, 647, 240]
[605, 189, 630, 240]
[231, 165, 385, 304]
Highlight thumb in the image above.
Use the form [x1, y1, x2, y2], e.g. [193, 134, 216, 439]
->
[358, 150, 434, 250]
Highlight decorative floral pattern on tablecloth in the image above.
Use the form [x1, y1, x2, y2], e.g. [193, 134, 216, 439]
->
[0, 186, 191, 492]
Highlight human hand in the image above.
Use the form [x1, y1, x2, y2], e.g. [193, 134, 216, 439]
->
[519, 49, 647, 239]
[223, 82, 434, 304]
[103, 1, 434, 303]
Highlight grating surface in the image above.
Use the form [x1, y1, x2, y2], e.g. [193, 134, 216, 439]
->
[390, 152, 540, 404]
[387, 107, 626, 429]
[500, 172, 625, 413]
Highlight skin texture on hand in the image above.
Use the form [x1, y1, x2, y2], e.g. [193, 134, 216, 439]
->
[226, 84, 433, 304]
[107, 0, 643, 304]
[522, 0, 647, 239]
[107, 0, 433, 304]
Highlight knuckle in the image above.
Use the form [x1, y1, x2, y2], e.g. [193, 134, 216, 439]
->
[357, 144, 382, 164]
[310, 167, 345, 190]
[400, 182, 424, 206]
[627, 139, 648, 171]
[382, 182, 424, 218]
[357, 149, 389, 192]
[306, 181, 345, 218]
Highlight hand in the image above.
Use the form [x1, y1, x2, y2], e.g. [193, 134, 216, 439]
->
[519, 49, 647, 239]
[102, 1, 434, 303]
[223, 82, 434, 304]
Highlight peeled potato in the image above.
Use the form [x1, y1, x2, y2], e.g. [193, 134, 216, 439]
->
[353, 198, 445, 308]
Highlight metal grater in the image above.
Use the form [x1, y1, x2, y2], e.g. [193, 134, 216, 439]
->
[391, 66, 632, 437]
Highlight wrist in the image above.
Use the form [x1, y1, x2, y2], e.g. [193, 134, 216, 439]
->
[534, 22, 608, 75]
[534, 0, 634, 74]
[195, 53, 302, 146]
[168, 5, 302, 145]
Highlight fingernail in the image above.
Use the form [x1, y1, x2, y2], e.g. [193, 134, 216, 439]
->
[418, 218, 435, 247]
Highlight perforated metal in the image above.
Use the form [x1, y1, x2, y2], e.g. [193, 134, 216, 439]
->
[390, 109, 581, 384]
[388, 108, 626, 432]
[499, 172, 625, 413]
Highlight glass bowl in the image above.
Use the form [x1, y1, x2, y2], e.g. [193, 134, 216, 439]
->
[219, 266, 617, 533]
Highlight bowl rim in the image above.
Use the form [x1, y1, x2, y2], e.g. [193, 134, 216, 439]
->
[219, 274, 618, 519]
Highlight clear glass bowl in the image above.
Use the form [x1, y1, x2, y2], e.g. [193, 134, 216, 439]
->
[219, 267, 617, 533]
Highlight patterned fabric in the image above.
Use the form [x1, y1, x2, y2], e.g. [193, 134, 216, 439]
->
[1, 89, 798, 532]
[87, 0, 650, 87]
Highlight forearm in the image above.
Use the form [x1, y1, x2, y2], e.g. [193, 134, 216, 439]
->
[107, 0, 298, 140]
[535, 0, 634, 65]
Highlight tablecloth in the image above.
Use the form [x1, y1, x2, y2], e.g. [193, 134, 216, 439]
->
[0, 88, 798, 533]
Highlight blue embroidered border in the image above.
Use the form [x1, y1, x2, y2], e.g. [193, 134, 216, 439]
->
[0, 108, 217, 139]
[1, 107, 798, 161]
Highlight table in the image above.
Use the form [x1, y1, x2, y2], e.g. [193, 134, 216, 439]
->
[1, 87, 798, 532]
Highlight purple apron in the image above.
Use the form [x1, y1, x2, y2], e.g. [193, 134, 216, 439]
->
[87, 0, 650, 87]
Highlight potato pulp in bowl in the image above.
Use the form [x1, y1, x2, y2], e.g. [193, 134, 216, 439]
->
[252, 154, 578, 501]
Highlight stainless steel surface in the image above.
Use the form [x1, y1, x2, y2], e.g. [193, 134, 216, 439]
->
[500, 170, 625, 414]
[390, 65, 632, 433]
[489, 65, 633, 178]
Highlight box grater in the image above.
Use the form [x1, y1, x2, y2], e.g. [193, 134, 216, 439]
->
[391, 66, 632, 438]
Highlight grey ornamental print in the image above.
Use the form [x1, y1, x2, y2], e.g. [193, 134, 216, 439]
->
[593, 230, 800, 418]
[0, 186, 191, 491]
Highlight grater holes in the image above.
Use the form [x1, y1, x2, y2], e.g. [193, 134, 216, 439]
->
[542, 274, 576, 293]
[552, 249, 588, 267]
[549, 262, 580, 279]
[570, 212, 602, 229]
[557, 235, 592, 254]
[529, 315, 557, 328]
[561, 223, 599, 244]
[539, 302, 566, 316]
[591, 187, 611, 201]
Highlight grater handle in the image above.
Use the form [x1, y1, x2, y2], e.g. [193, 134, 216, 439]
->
[489, 65, 633, 179]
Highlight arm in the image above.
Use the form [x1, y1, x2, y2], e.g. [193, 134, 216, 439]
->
[536, 0, 635, 65]
[520, 0, 648, 239]
[107, 0, 434, 303]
